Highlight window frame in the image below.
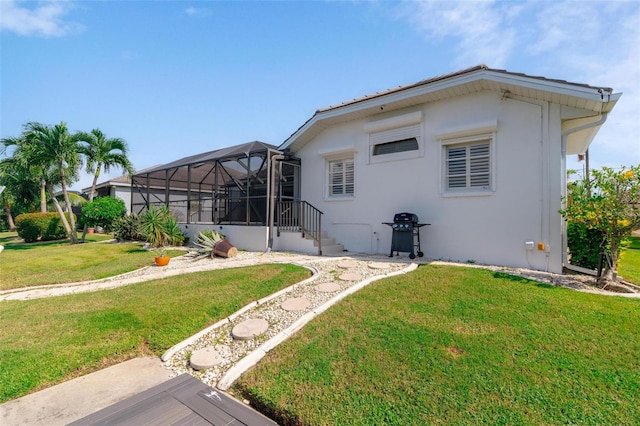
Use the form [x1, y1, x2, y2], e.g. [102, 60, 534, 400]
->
[368, 123, 423, 164]
[325, 154, 355, 200]
[440, 133, 495, 197]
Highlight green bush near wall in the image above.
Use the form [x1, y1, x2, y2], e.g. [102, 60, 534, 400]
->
[15, 212, 75, 243]
[567, 222, 603, 270]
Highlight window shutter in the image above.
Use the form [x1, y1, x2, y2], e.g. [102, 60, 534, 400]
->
[445, 141, 490, 191]
[329, 158, 355, 197]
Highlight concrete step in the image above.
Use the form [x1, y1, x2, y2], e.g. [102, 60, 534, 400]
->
[322, 244, 345, 255]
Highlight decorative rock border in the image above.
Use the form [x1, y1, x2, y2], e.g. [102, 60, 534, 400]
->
[161, 257, 417, 392]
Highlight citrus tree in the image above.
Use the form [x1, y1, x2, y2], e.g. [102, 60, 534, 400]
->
[561, 165, 640, 285]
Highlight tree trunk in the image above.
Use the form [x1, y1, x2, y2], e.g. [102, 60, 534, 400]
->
[598, 242, 619, 288]
[46, 182, 77, 244]
[4, 201, 16, 231]
[40, 179, 47, 213]
[58, 165, 77, 243]
[89, 165, 101, 202]
[81, 166, 102, 243]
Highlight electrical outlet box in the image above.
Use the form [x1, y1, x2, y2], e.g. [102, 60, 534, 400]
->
[525, 241, 535, 251]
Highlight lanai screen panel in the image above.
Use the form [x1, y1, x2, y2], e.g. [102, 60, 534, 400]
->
[131, 141, 279, 225]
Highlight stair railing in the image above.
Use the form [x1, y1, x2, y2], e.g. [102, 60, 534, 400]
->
[277, 200, 324, 255]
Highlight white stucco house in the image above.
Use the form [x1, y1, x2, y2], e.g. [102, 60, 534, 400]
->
[133, 65, 620, 274]
[277, 65, 620, 273]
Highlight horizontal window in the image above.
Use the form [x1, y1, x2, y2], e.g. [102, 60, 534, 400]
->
[369, 123, 422, 164]
[372, 138, 419, 156]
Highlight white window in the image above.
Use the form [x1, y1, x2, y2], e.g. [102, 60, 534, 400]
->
[368, 123, 423, 164]
[372, 138, 419, 156]
[442, 136, 493, 194]
[328, 157, 354, 198]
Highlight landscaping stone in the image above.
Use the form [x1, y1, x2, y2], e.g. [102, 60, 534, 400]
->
[316, 283, 341, 292]
[368, 262, 390, 269]
[281, 297, 311, 312]
[337, 260, 359, 269]
[339, 272, 362, 281]
[231, 318, 269, 340]
[189, 346, 227, 370]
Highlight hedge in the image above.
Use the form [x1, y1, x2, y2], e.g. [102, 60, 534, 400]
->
[15, 212, 75, 243]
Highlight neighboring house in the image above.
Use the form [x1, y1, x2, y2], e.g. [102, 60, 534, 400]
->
[82, 175, 133, 213]
[83, 165, 160, 214]
[133, 65, 621, 274]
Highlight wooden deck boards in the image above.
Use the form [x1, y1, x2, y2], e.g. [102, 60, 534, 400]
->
[68, 374, 277, 426]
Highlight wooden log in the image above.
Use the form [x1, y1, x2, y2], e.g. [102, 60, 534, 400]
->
[214, 239, 238, 258]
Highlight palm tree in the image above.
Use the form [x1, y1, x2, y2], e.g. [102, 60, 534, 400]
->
[1, 135, 49, 213]
[0, 157, 41, 230]
[77, 129, 134, 202]
[21, 122, 83, 244]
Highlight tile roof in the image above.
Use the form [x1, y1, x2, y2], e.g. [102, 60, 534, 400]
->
[317, 64, 614, 112]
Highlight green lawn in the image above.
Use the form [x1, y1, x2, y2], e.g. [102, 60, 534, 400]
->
[235, 265, 640, 425]
[619, 235, 640, 285]
[0, 231, 182, 290]
[0, 264, 310, 402]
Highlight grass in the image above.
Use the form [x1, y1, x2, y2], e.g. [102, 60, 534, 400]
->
[0, 231, 182, 290]
[0, 263, 310, 402]
[234, 265, 640, 425]
[619, 235, 640, 285]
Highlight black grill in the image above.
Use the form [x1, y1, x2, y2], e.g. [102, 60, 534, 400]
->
[383, 212, 429, 259]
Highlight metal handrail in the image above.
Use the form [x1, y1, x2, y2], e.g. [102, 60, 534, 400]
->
[277, 200, 324, 255]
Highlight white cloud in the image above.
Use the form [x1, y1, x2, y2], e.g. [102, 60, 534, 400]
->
[0, 0, 83, 37]
[184, 6, 211, 18]
[398, 0, 520, 68]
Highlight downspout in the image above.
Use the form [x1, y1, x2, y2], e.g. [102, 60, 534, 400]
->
[267, 152, 285, 252]
[561, 112, 608, 275]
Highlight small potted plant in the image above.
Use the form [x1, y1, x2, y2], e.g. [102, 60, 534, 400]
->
[139, 205, 185, 266]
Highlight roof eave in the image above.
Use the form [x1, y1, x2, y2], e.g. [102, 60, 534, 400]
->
[280, 69, 618, 153]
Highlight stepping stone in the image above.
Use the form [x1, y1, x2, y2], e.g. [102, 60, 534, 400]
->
[231, 318, 269, 340]
[190, 346, 226, 370]
[368, 262, 390, 270]
[281, 297, 311, 311]
[339, 272, 362, 281]
[337, 260, 359, 269]
[316, 283, 341, 292]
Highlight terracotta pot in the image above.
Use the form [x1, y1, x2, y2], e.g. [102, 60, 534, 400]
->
[154, 256, 170, 266]
[213, 239, 238, 258]
[87, 228, 95, 234]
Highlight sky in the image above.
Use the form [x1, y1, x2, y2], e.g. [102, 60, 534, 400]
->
[1, 0, 639, 192]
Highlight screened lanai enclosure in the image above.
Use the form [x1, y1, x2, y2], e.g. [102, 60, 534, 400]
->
[131, 141, 300, 226]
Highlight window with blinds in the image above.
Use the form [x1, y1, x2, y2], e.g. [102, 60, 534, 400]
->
[446, 140, 491, 191]
[328, 157, 355, 197]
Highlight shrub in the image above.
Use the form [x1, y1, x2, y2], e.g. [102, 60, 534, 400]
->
[15, 212, 75, 242]
[112, 214, 143, 241]
[139, 205, 187, 256]
[567, 222, 603, 270]
[81, 197, 126, 232]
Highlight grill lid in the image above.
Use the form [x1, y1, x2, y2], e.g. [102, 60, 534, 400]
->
[393, 212, 419, 223]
